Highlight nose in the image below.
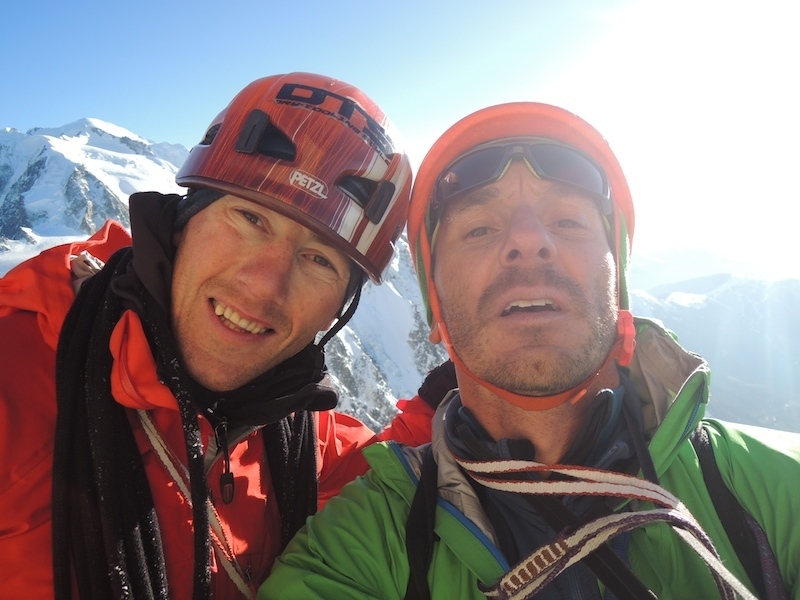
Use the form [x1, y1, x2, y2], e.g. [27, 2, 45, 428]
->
[500, 207, 556, 267]
[237, 241, 294, 303]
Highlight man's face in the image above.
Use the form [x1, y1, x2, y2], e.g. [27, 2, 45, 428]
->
[432, 159, 618, 396]
[171, 194, 352, 391]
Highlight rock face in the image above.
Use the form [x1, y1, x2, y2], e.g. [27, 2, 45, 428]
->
[325, 236, 449, 429]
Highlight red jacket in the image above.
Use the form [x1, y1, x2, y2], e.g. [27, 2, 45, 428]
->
[0, 221, 433, 599]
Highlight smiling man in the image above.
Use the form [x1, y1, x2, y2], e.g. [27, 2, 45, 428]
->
[261, 103, 800, 599]
[169, 195, 355, 392]
[0, 73, 431, 599]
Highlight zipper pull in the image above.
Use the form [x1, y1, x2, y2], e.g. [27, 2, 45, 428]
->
[215, 419, 235, 504]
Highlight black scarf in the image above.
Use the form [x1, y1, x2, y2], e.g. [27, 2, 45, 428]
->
[52, 192, 337, 599]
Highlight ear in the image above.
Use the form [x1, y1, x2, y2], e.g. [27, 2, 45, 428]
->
[428, 321, 442, 344]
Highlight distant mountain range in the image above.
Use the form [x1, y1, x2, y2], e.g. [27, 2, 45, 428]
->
[631, 277, 800, 431]
[1, 120, 796, 433]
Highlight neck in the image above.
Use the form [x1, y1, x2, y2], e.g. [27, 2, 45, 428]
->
[457, 361, 621, 465]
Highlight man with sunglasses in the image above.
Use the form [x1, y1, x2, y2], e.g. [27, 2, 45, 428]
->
[261, 103, 799, 599]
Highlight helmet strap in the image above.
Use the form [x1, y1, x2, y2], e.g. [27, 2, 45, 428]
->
[317, 283, 362, 348]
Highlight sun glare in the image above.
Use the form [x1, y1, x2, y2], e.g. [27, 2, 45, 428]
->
[535, 0, 800, 280]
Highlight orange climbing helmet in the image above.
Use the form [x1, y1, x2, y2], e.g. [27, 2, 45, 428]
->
[408, 102, 636, 411]
[409, 101, 634, 322]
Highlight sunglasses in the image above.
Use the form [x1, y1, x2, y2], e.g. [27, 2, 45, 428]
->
[432, 139, 611, 217]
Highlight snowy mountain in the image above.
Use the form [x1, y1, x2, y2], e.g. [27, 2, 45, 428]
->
[0, 119, 186, 239]
[631, 275, 800, 432]
[1, 119, 797, 433]
[0, 119, 446, 430]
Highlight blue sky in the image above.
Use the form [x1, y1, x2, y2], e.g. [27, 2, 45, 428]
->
[1, 0, 613, 151]
[2, 0, 799, 281]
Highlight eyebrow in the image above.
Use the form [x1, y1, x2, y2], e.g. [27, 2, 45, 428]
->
[309, 232, 344, 257]
[444, 185, 504, 217]
[310, 232, 332, 246]
[542, 181, 601, 209]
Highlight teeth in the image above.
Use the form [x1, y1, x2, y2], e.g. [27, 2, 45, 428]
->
[212, 299, 269, 334]
[506, 299, 551, 310]
[502, 299, 558, 316]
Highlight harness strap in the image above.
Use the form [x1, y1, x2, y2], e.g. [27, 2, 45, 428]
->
[485, 506, 738, 599]
[403, 445, 439, 600]
[691, 424, 788, 600]
[519, 493, 655, 600]
[402, 447, 662, 600]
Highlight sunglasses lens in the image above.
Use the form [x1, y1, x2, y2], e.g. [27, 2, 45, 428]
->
[433, 141, 608, 217]
[528, 144, 606, 198]
[435, 146, 507, 205]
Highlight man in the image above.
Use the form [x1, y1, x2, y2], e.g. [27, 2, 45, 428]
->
[0, 72, 434, 599]
[260, 103, 800, 599]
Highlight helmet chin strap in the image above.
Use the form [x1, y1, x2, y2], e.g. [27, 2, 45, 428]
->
[317, 283, 363, 348]
[435, 310, 636, 411]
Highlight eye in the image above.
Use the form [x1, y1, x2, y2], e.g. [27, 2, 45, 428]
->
[466, 226, 490, 238]
[311, 254, 334, 269]
[554, 218, 583, 229]
[238, 210, 263, 227]
[304, 249, 345, 278]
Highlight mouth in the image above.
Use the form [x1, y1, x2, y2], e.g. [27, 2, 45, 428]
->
[501, 299, 560, 317]
[211, 299, 272, 334]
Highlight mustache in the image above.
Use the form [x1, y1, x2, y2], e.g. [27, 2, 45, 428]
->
[477, 267, 587, 313]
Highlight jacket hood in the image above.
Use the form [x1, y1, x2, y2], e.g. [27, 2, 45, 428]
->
[0, 221, 132, 349]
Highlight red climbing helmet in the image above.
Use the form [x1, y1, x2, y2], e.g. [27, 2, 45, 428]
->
[177, 72, 412, 283]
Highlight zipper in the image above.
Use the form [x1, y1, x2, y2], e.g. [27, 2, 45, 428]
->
[215, 418, 235, 504]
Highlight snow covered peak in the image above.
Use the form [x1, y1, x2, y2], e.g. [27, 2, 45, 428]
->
[0, 120, 189, 239]
[30, 117, 149, 147]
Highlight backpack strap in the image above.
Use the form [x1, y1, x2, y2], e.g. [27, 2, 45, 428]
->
[690, 423, 788, 600]
[404, 445, 439, 600]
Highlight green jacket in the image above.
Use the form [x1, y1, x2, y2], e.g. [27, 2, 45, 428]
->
[261, 319, 800, 599]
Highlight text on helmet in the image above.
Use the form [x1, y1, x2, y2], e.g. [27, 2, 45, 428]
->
[289, 169, 329, 200]
[275, 83, 394, 161]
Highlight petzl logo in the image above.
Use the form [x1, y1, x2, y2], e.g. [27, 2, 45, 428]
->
[289, 170, 328, 199]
